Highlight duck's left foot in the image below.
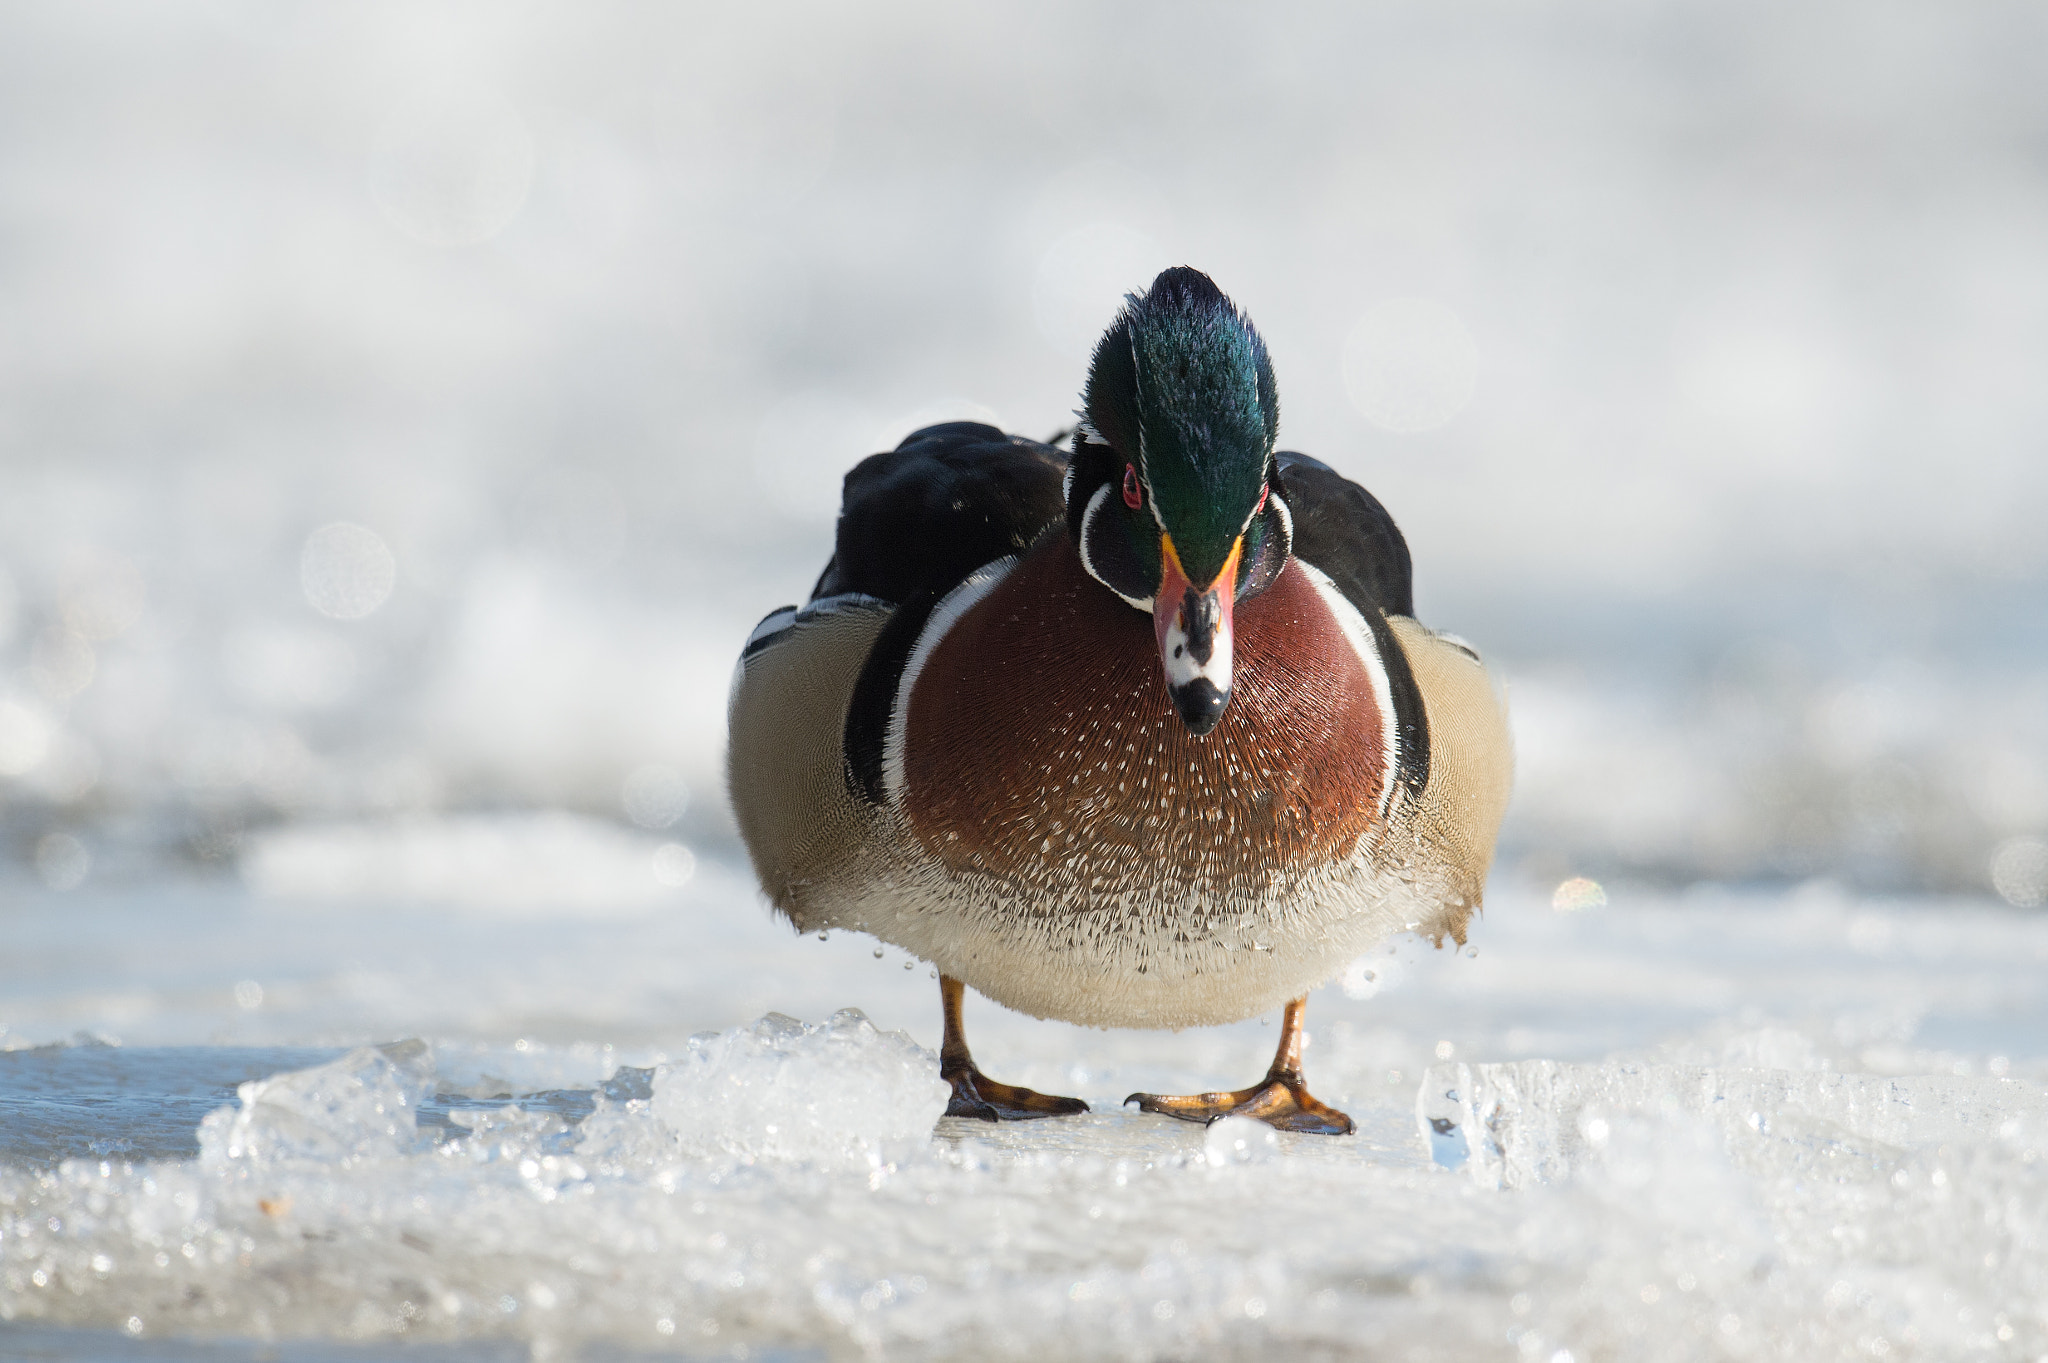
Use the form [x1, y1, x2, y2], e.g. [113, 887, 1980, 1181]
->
[944, 1064, 1089, 1122]
[1125, 1074, 1354, 1135]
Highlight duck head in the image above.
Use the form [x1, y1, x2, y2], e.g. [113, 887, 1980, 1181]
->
[1067, 267, 1293, 736]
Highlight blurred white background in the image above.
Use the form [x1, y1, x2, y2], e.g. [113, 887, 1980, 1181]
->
[1, 0, 2045, 902]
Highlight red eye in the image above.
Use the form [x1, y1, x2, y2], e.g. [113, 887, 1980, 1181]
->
[1121, 464, 1142, 510]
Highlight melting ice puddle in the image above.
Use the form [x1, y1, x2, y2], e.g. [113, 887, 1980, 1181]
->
[0, 1047, 347, 1169]
[0, 1323, 543, 1361]
[0, 1046, 666, 1172]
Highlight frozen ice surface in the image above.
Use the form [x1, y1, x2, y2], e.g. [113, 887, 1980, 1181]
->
[6, 876, 2048, 1361]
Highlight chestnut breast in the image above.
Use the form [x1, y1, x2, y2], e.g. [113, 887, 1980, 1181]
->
[901, 537, 1388, 888]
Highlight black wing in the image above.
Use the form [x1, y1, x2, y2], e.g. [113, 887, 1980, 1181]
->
[1275, 451, 1413, 621]
[811, 422, 1068, 604]
[819, 422, 1068, 806]
[1275, 451, 1430, 803]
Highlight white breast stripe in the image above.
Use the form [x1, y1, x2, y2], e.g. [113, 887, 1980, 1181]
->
[1295, 561, 1401, 820]
[882, 556, 1020, 807]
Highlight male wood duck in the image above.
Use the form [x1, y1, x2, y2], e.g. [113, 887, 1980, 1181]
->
[728, 268, 1511, 1134]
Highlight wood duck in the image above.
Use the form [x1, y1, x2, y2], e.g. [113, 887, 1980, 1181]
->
[728, 268, 1511, 1134]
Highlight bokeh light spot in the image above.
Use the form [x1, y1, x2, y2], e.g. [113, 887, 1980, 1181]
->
[1552, 876, 1607, 912]
[652, 841, 696, 888]
[35, 832, 91, 891]
[60, 553, 147, 641]
[233, 979, 264, 1010]
[621, 764, 690, 830]
[301, 523, 397, 621]
[1989, 836, 2048, 908]
[0, 697, 54, 775]
[1341, 298, 1479, 433]
[30, 630, 96, 699]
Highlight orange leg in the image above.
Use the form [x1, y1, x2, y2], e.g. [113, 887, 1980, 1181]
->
[939, 975, 1089, 1121]
[1125, 995, 1354, 1135]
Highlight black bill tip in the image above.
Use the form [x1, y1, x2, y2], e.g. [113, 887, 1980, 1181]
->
[1170, 678, 1229, 736]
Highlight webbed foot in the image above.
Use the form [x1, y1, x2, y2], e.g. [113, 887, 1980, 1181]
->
[1124, 1074, 1353, 1135]
[935, 973, 1087, 1121]
[1123, 994, 1354, 1136]
[944, 1064, 1089, 1122]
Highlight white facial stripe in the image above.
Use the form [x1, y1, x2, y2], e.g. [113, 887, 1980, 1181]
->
[882, 555, 1020, 806]
[1076, 483, 1155, 612]
[1296, 561, 1401, 818]
[1159, 594, 1233, 694]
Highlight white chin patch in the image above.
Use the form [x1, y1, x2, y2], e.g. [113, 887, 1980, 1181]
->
[1159, 607, 1233, 695]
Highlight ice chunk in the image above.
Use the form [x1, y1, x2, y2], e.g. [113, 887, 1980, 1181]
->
[1419, 1059, 2048, 1190]
[197, 1040, 435, 1167]
[646, 1009, 950, 1168]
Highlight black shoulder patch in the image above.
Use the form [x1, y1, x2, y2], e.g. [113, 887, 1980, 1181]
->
[1275, 451, 1414, 619]
[816, 423, 1065, 806]
[1275, 451, 1428, 801]
[812, 422, 1066, 606]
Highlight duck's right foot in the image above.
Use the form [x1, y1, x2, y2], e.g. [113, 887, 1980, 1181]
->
[1124, 1074, 1354, 1134]
[943, 1064, 1089, 1121]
